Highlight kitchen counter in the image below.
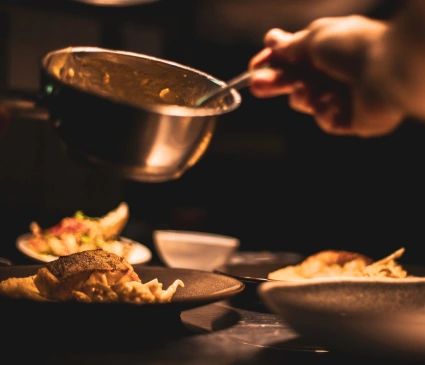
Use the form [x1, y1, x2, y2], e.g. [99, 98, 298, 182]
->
[2, 294, 422, 365]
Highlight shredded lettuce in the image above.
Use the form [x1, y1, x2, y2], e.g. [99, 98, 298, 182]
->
[74, 210, 97, 220]
[81, 234, 90, 243]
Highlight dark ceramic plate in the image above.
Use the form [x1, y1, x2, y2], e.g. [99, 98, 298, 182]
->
[0, 264, 244, 347]
[0, 264, 244, 309]
[214, 251, 304, 310]
[215, 251, 305, 284]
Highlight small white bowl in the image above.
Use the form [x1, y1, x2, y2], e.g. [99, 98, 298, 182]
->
[153, 230, 240, 271]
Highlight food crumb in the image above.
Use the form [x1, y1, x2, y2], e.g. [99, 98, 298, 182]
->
[159, 88, 170, 99]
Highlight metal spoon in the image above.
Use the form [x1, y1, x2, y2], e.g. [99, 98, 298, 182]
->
[194, 63, 270, 107]
[0, 257, 12, 266]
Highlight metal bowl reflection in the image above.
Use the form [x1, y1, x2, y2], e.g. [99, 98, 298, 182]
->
[40, 47, 241, 182]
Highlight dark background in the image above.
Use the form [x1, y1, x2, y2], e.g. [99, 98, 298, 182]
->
[1, 0, 423, 266]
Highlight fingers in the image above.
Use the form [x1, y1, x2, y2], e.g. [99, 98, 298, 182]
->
[314, 96, 353, 136]
[263, 28, 295, 49]
[248, 47, 273, 70]
[264, 28, 311, 64]
[249, 68, 296, 98]
[249, 29, 305, 98]
[289, 84, 404, 138]
[249, 28, 308, 69]
[248, 26, 356, 134]
[288, 82, 316, 114]
[248, 19, 402, 138]
[249, 27, 323, 98]
[287, 81, 354, 135]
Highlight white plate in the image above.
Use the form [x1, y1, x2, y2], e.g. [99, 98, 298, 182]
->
[258, 275, 425, 361]
[16, 233, 152, 265]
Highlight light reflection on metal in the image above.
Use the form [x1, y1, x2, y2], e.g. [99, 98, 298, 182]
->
[45, 84, 55, 95]
[71, 0, 160, 6]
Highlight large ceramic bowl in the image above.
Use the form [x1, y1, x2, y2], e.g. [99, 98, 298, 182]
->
[258, 274, 425, 361]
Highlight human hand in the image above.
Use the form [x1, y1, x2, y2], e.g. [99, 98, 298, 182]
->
[249, 16, 405, 138]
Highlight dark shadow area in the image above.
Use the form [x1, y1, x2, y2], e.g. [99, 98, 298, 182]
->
[181, 303, 241, 333]
[0, 0, 424, 270]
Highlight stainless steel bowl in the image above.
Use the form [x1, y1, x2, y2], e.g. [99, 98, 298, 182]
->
[42, 47, 242, 182]
[3, 47, 242, 183]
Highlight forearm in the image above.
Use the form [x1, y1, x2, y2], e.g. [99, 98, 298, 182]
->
[377, 0, 425, 119]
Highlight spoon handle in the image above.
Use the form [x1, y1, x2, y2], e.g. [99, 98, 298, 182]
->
[195, 63, 270, 107]
[0, 257, 12, 266]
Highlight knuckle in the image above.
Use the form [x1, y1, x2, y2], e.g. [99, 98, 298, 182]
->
[308, 17, 333, 31]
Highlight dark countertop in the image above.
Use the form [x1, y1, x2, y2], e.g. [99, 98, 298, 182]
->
[3, 297, 421, 365]
[1, 252, 424, 365]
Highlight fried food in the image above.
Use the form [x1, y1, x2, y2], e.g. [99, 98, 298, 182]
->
[27, 202, 131, 258]
[268, 247, 410, 281]
[34, 249, 140, 301]
[0, 249, 184, 304]
[0, 275, 51, 302]
[97, 202, 130, 241]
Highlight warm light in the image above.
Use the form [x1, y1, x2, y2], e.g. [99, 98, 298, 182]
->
[71, 0, 159, 6]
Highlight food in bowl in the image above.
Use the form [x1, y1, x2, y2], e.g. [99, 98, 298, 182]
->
[0, 249, 184, 304]
[25, 202, 132, 258]
[268, 247, 412, 281]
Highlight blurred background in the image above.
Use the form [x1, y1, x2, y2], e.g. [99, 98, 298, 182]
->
[2, 0, 424, 266]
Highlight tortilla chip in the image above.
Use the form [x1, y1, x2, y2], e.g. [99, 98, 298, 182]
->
[98, 202, 129, 240]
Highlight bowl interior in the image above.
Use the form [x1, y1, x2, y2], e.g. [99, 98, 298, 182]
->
[153, 230, 240, 271]
[44, 47, 241, 112]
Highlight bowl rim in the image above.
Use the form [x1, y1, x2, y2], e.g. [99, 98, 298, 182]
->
[153, 230, 240, 248]
[43, 46, 242, 117]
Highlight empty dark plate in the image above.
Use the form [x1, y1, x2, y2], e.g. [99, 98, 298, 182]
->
[216, 251, 304, 282]
[215, 251, 304, 310]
